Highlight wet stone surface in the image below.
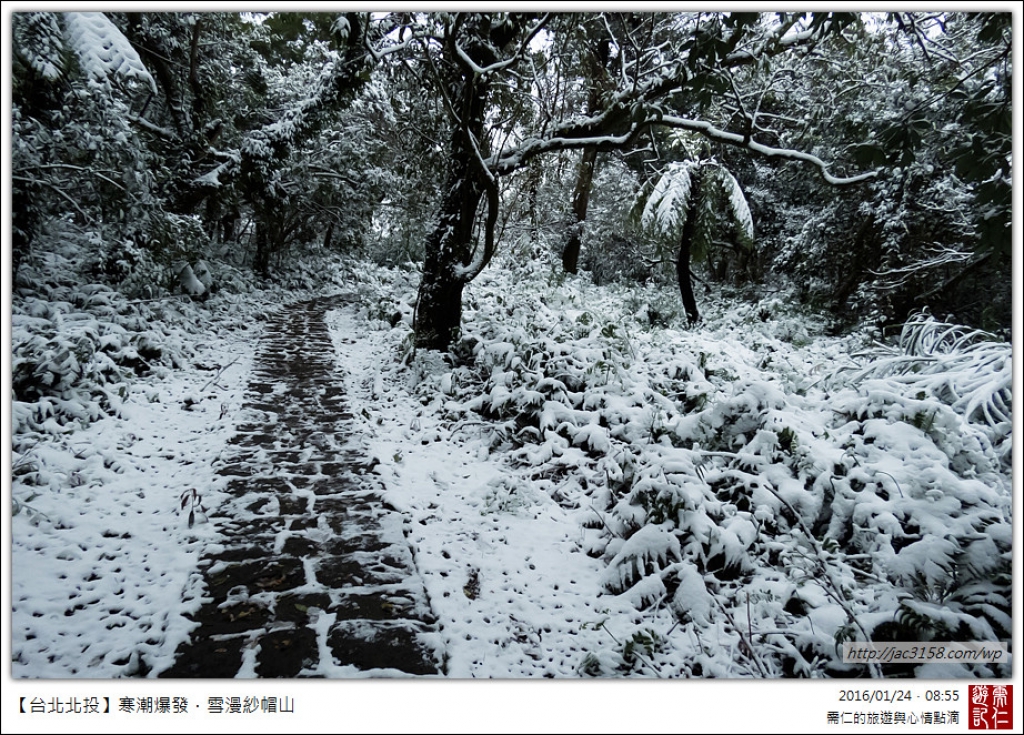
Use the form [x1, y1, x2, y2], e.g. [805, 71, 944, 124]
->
[160, 295, 442, 678]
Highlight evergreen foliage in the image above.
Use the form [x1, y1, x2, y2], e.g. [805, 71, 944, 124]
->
[10, 10, 1013, 680]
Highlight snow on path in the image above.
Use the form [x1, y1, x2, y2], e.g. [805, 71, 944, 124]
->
[160, 295, 441, 678]
[11, 320, 256, 677]
[327, 308, 642, 678]
[12, 291, 630, 680]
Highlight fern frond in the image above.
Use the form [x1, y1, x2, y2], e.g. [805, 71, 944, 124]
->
[838, 311, 1011, 459]
[718, 168, 754, 245]
[640, 162, 694, 238]
[63, 12, 156, 93]
[602, 524, 681, 593]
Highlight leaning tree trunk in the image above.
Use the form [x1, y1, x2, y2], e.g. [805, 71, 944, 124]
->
[524, 158, 542, 241]
[414, 69, 488, 351]
[677, 165, 704, 325]
[561, 36, 611, 275]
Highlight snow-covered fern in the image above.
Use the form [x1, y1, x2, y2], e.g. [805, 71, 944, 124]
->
[14, 12, 155, 93]
[13, 12, 66, 81]
[64, 12, 156, 92]
[640, 161, 695, 236]
[602, 524, 682, 594]
[839, 311, 1011, 460]
[719, 168, 754, 243]
[639, 159, 754, 246]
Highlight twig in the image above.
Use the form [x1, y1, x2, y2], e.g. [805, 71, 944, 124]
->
[200, 356, 240, 392]
[747, 592, 754, 646]
[755, 478, 885, 678]
[874, 470, 905, 498]
[12, 175, 93, 222]
[12, 497, 53, 523]
[125, 294, 192, 304]
[589, 505, 622, 539]
[599, 624, 664, 678]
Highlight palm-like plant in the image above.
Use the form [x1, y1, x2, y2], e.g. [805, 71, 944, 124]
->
[637, 158, 754, 324]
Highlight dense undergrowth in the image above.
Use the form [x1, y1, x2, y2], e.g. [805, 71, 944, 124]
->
[10, 237, 1012, 678]
[354, 254, 1012, 678]
[10, 238, 356, 483]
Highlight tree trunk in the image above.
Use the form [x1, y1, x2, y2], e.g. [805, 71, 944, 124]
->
[677, 166, 704, 325]
[562, 147, 599, 274]
[12, 179, 42, 279]
[525, 158, 542, 241]
[253, 225, 272, 277]
[413, 15, 527, 351]
[561, 36, 611, 274]
[414, 131, 486, 351]
[415, 262, 469, 353]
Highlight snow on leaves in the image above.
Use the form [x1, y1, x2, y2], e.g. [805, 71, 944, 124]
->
[360, 256, 1011, 678]
[63, 12, 157, 93]
[13, 12, 66, 81]
[603, 524, 682, 594]
[838, 312, 1012, 466]
[641, 161, 694, 237]
[720, 168, 754, 244]
[640, 160, 754, 244]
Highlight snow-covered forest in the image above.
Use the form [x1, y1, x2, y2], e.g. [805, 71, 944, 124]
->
[9, 11, 1014, 681]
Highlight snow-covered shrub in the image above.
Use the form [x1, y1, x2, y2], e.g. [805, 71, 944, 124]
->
[835, 311, 1011, 466]
[354, 256, 1011, 678]
[10, 241, 334, 440]
[11, 285, 191, 435]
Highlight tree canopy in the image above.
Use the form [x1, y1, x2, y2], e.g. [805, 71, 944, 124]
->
[12, 10, 1013, 340]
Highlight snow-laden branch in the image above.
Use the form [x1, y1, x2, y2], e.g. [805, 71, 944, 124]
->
[416, 36, 463, 127]
[453, 122, 500, 282]
[601, 13, 629, 88]
[493, 106, 875, 187]
[720, 15, 809, 67]
[12, 175, 93, 222]
[367, 27, 444, 62]
[178, 14, 373, 210]
[193, 160, 233, 189]
[453, 177, 498, 283]
[127, 115, 176, 139]
[15, 162, 131, 194]
[778, 21, 822, 47]
[491, 124, 643, 173]
[870, 245, 979, 291]
[659, 115, 877, 185]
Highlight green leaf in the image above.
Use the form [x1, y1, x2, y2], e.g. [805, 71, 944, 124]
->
[853, 143, 887, 169]
[976, 13, 1010, 44]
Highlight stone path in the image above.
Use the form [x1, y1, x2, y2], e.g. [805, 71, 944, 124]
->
[161, 295, 442, 678]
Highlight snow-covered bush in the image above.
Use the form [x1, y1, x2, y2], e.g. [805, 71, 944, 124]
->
[834, 311, 1011, 466]
[355, 255, 1011, 678]
[11, 284, 191, 436]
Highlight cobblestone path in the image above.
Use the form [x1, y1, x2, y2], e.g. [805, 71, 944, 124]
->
[161, 295, 442, 677]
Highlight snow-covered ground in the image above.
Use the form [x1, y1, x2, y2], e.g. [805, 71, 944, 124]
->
[10, 299, 259, 677]
[328, 306, 643, 678]
[331, 258, 1013, 680]
[8, 253, 1014, 683]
